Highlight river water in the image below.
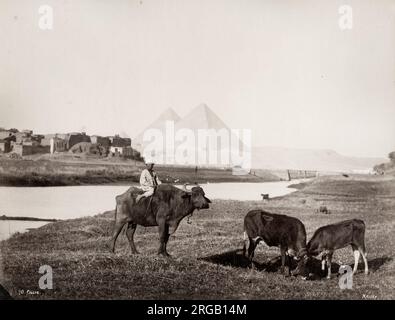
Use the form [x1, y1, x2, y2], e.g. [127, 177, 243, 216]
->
[0, 220, 49, 241]
[0, 179, 307, 240]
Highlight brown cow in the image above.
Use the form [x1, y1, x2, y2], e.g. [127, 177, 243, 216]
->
[243, 210, 308, 276]
[110, 184, 211, 256]
[307, 219, 368, 279]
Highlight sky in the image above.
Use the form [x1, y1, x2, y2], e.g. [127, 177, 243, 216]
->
[0, 0, 394, 158]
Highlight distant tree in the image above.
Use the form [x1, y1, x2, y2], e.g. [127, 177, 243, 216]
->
[388, 151, 395, 161]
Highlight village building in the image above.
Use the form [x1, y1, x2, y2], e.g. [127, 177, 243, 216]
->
[19, 139, 40, 146]
[122, 146, 134, 158]
[41, 132, 90, 150]
[41, 134, 56, 146]
[0, 139, 11, 153]
[0, 132, 16, 153]
[66, 132, 91, 149]
[90, 135, 110, 148]
[0, 131, 15, 141]
[109, 146, 135, 158]
[12, 143, 49, 156]
[108, 135, 132, 157]
[41, 134, 66, 146]
[0, 129, 49, 156]
[14, 131, 31, 144]
[32, 134, 44, 144]
[0, 128, 138, 158]
[110, 145, 134, 157]
[108, 134, 131, 147]
[12, 144, 31, 156]
[50, 137, 68, 153]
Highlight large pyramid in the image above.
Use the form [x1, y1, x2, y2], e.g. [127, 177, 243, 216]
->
[134, 103, 249, 168]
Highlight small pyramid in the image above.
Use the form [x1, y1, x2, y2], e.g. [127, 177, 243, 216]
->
[144, 107, 180, 130]
[155, 107, 181, 124]
[133, 107, 180, 148]
[175, 103, 229, 130]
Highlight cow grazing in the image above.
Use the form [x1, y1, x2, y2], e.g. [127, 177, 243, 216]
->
[110, 184, 211, 256]
[243, 210, 308, 276]
[307, 219, 368, 279]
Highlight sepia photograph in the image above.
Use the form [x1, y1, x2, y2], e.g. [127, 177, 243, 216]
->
[0, 0, 394, 309]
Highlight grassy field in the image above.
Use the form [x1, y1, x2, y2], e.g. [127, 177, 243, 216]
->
[0, 157, 141, 186]
[0, 156, 279, 186]
[0, 175, 394, 299]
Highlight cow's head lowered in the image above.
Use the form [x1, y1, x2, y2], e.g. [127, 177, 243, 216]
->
[182, 186, 211, 209]
[290, 249, 309, 278]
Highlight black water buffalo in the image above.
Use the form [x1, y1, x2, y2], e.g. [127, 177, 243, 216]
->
[307, 219, 368, 279]
[243, 210, 308, 276]
[110, 184, 211, 256]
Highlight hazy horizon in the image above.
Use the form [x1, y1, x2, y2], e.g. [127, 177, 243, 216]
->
[1, 0, 394, 158]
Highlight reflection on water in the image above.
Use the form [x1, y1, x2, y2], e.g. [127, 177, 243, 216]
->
[0, 185, 132, 220]
[197, 180, 305, 201]
[0, 179, 308, 223]
[0, 220, 49, 241]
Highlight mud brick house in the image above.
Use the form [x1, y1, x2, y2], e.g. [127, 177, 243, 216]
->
[12, 143, 50, 156]
[14, 130, 33, 144]
[42, 132, 91, 150]
[108, 134, 132, 156]
[91, 135, 111, 149]
[41, 133, 68, 147]
[50, 137, 68, 153]
[66, 132, 91, 149]
[0, 139, 11, 153]
[108, 134, 131, 147]
[110, 146, 134, 157]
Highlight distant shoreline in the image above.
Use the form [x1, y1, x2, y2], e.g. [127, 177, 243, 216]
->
[0, 158, 295, 187]
[0, 215, 58, 222]
[0, 173, 274, 187]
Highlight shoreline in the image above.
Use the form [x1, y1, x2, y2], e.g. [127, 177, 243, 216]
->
[0, 179, 310, 242]
[1, 175, 394, 299]
[0, 157, 316, 187]
[0, 216, 58, 222]
[0, 179, 308, 224]
[0, 171, 281, 187]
